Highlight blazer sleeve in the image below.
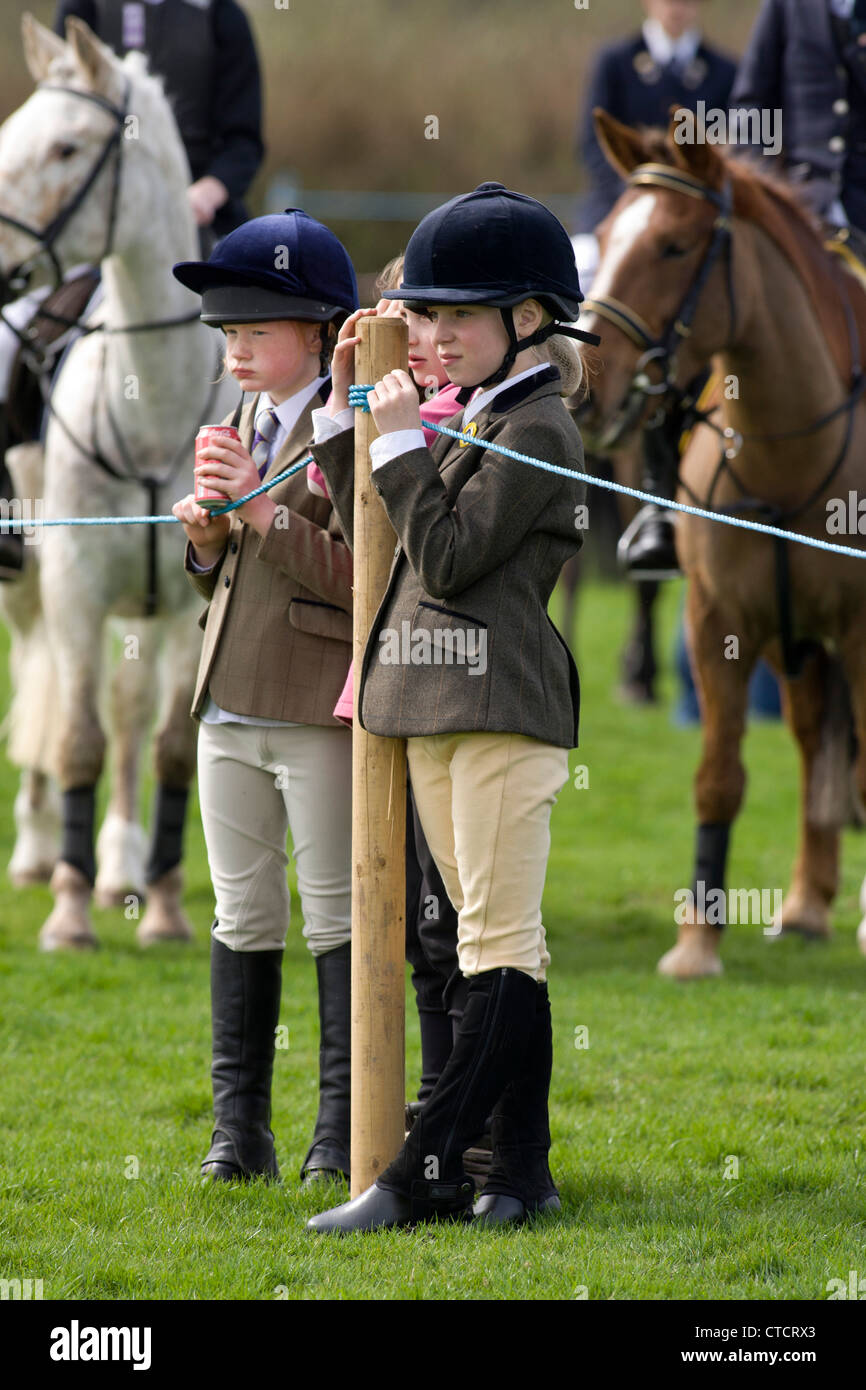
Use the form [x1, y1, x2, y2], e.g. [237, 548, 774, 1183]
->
[370, 420, 584, 601]
[730, 0, 785, 135]
[255, 511, 353, 610]
[206, 0, 265, 200]
[577, 46, 626, 230]
[184, 538, 226, 599]
[53, 0, 97, 34]
[309, 428, 357, 552]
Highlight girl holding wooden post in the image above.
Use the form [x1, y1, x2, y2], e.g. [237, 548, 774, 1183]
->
[307, 183, 593, 1232]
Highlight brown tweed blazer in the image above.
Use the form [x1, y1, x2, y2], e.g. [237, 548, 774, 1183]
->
[312, 366, 584, 747]
[184, 387, 353, 723]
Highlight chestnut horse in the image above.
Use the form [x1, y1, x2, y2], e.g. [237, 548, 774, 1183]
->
[578, 110, 866, 978]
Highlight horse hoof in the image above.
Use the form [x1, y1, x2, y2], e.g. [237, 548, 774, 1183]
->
[39, 862, 98, 951]
[772, 893, 831, 940]
[657, 923, 723, 980]
[136, 867, 193, 945]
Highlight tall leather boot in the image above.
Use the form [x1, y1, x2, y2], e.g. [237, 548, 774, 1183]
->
[307, 967, 538, 1233]
[474, 982, 561, 1226]
[299, 941, 351, 1185]
[621, 409, 682, 579]
[201, 935, 282, 1182]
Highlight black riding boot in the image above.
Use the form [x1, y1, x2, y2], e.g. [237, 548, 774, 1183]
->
[621, 410, 682, 579]
[300, 941, 351, 1185]
[307, 967, 538, 1233]
[475, 982, 561, 1226]
[201, 935, 282, 1182]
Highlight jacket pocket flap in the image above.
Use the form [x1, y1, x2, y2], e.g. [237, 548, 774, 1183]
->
[289, 597, 352, 643]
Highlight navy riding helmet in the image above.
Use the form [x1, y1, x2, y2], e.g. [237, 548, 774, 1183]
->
[172, 209, 359, 327]
[381, 182, 598, 386]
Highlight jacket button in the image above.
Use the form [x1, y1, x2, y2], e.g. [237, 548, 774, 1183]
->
[230, 541, 238, 553]
[833, 97, 850, 116]
[223, 575, 230, 588]
[829, 135, 846, 153]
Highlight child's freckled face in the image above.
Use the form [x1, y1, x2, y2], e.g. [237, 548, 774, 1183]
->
[223, 320, 319, 403]
[425, 305, 509, 388]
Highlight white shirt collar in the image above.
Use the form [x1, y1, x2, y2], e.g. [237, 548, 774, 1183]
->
[256, 375, 329, 441]
[462, 362, 550, 427]
[642, 18, 701, 68]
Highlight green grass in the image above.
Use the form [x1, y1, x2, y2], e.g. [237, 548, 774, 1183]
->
[1, 578, 865, 1300]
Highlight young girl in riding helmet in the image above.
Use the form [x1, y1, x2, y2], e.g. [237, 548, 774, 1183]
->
[170, 210, 358, 1188]
[306, 182, 594, 1232]
[308, 255, 470, 1122]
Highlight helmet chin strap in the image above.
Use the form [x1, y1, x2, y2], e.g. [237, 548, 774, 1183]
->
[456, 308, 601, 401]
[468, 309, 558, 393]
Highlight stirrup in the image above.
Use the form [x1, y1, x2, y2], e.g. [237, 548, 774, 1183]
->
[617, 505, 682, 583]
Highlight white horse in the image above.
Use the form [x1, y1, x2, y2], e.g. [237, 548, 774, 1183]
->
[0, 15, 235, 948]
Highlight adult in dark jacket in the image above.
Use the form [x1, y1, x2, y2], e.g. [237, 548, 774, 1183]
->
[730, 0, 866, 235]
[54, 0, 264, 238]
[577, 0, 736, 234]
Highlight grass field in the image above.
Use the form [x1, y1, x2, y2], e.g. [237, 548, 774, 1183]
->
[1, 577, 865, 1301]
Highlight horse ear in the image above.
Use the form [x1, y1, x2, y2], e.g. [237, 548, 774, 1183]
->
[666, 109, 727, 190]
[21, 13, 68, 83]
[66, 16, 119, 96]
[593, 109, 650, 179]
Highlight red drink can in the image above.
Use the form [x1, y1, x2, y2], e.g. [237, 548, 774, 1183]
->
[195, 424, 240, 509]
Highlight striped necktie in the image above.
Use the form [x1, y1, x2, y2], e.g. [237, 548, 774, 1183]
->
[251, 407, 279, 478]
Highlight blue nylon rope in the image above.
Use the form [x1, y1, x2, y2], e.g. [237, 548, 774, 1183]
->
[4, 383, 865, 564]
[0, 454, 314, 530]
[347, 383, 866, 562]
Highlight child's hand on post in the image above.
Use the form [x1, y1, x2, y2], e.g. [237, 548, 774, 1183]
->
[192, 434, 276, 537]
[367, 369, 423, 435]
[329, 307, 378, 415]
[172, 494, 231, 567]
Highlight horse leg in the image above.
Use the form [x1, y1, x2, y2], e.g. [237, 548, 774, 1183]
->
[836, 631, 866, 955]
[93, 619, 158, 907]
[38, 591, 106, 951]
[658, 577, 755, 979]
[137, 612, 199, 944]
[8, 769, 60, 885]
[765, 641, 843, 939]
[619, 579, 659, 704]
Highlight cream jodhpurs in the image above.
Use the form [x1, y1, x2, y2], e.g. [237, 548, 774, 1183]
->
[406, 731, 569, 981]
[197, 719, 352, 955]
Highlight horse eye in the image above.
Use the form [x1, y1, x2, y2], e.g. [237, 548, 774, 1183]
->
[53, 143, 78, 161]
[661, 243, 688, 260]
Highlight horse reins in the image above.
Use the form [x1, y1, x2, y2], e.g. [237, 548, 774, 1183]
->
[584, 161, 866, 677]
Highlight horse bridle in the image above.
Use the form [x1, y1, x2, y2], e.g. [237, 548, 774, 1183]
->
[582, 162, 739, 453]
[0, 79, 198, 343]
[583, 160, 866, 678]
[0, 80, 131, 301]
